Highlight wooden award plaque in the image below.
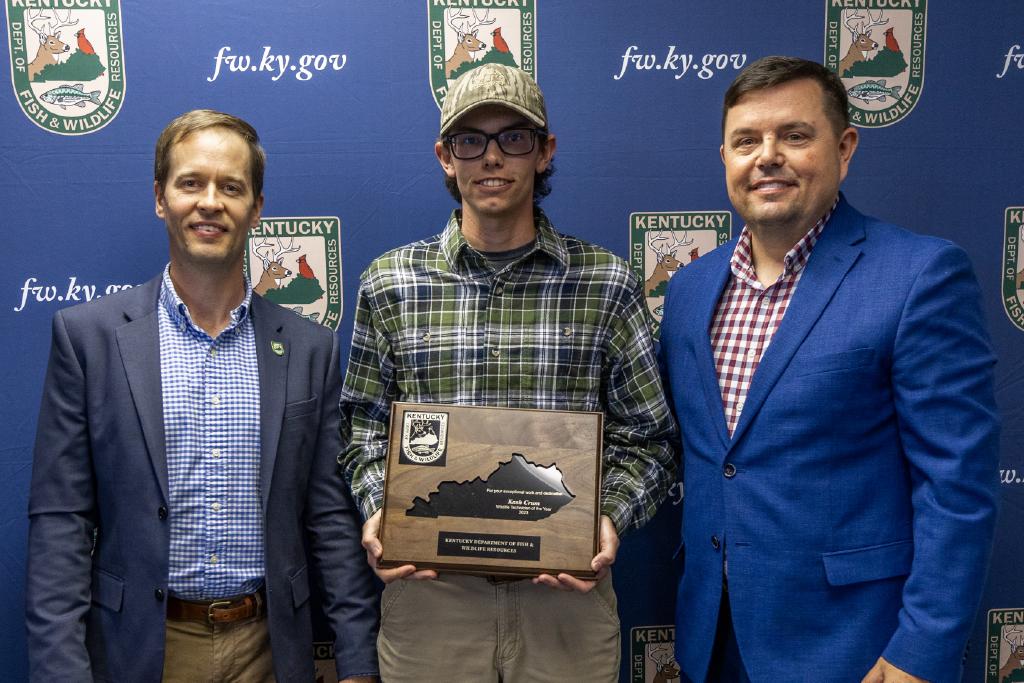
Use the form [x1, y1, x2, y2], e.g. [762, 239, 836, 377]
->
[378, 402, 603, 578]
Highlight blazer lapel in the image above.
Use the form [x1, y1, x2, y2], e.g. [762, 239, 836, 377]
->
[115, 277, 168, 500]
[693, 248, 734, 449]
[252, 296, 289, 511]
[728, 200, 865, 450]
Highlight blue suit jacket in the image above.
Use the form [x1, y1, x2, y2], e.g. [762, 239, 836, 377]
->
[659, 197, 999, 682]
[26, 275, 379, 682]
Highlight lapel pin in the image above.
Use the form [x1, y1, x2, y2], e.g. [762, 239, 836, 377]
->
[271, 340, 285, 356]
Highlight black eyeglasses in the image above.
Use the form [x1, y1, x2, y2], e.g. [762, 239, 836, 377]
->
[444, 128, 547, 160]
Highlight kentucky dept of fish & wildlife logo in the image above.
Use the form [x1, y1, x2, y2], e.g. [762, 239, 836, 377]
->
[6, 1, 125, 135]
[631, 625, 679, 683]
[986, 608, 1024, 682]
[243, 216, 343, 330]
[1001, 208, 1024, 333]
[630, 211, 731, 337]
[824, 0, 926, 128]
[400, 411, 448, 466]
[428, 0, 535, 109]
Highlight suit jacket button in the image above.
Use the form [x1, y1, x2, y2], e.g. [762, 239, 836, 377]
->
[158, 506, 168, 519]
[154, 588, 165, 602]
[711, 535, 721, 550]
[723, 463, 737, 478]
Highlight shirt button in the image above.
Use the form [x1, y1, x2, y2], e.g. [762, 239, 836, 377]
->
[211, 449, 221, 458]
[209, 347, 217, 357]
[746, 349, 758, 361]
[711, 535, 721, 550]
[491, 348, 500, 358]
[421, 331, 431, 341]
[157, 506, 168, 520]
[562, 327, 573, 337]
[211, 502, 222, 512]
[724, 463, 737, 478]
[210, 395, 220, 406]
[735, 401, 745, 413]
[154, 588, 165, 602]
[494, 285, 504, 296]
[210, 554, 218, 564]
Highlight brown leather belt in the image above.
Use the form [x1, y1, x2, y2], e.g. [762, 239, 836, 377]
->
[166, 587, 265, 624]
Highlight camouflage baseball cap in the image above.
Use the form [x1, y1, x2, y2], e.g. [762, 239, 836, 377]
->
[440, 63, 547, 135]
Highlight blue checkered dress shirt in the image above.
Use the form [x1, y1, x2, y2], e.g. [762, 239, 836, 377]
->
[158, 266, 264, 600]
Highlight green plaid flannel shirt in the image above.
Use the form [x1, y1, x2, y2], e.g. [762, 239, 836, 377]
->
[339, 210, 678, 534]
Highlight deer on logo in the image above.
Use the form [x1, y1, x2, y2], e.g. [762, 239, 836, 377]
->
[645, 231, 694, 295]
[26, 9, 78, 81]
[252, 236, 299, 295]
[838, 9, 888, 76]
[648, 643, 681, 683]
[445, 8, 495, 78]
[1000, 626, 1024, 682]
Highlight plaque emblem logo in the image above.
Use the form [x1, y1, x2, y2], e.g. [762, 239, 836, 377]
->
[5, 2, 126, 135]
[630, 625, 680, 683]
[986, 608, 1024, 682]
[244, 216, 343, 330]
[630, 211, 731, 337]
[1002, 208, 1024, 333]
[824, 1, 926, 128]
[428, 0, 536, 110]
[400, 411, 449, 466]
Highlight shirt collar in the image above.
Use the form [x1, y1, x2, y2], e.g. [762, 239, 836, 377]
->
[730, 195, 839, 286]
[159, 264, 253, 337]
[440, 208, 569, 273]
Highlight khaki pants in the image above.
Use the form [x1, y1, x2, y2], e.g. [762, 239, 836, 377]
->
[162, 614, 275, 683]
[378, 572, 621, 683]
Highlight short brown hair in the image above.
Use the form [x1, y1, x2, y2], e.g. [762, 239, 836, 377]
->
[154, 109, 266, 197]
[722, 56, 850, 137]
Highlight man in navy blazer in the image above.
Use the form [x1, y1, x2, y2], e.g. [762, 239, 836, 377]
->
[659, 57, 999, 682]
[26, 110, 378, 682]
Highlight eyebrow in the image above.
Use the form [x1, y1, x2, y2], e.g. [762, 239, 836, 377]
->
[451, 120, 533, 134]
[728, 121, 816, 137]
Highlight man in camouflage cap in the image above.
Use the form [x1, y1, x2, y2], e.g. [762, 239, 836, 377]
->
[339, 63, 677, 681]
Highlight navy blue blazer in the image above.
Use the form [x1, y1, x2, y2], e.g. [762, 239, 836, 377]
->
[26, 275, 378, 682]
[659, 197, 999, 682]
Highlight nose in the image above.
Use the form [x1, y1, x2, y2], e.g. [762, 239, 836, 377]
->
[196, 184, 223, 211]
[481, 137, 504, 167]
[756, 135, 783, 168]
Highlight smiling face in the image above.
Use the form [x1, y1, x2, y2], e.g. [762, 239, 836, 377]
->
[435, 104, 555, 230]
[721, 78, 857, 238]
[155, 126, 263, 277]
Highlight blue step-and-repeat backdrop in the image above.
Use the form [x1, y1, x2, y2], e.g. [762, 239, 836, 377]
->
[2, 2, 1022, 681]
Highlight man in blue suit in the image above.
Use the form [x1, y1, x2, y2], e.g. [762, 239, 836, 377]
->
[659, 57, 999, 682]
[26, 110, 378, 682]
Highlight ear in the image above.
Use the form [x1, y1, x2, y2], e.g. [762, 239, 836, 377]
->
[535, 133, 557, 173]
[154, 180, 166, 220]
[435, 140, 456, 179]
[250, 193, 265, 229]
[837, 126, 859, 183]
[720, 144, 726, 166]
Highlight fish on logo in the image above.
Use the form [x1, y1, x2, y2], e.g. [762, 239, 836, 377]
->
[40, 83, 100, 109]
[5, 2, 126, 135]
[847, 79, 902, 103]
[400, 411, 449, 466]
[823, 2, 927, 128]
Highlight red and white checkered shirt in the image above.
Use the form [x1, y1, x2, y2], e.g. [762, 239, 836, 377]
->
[711, 199, 837, 435]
